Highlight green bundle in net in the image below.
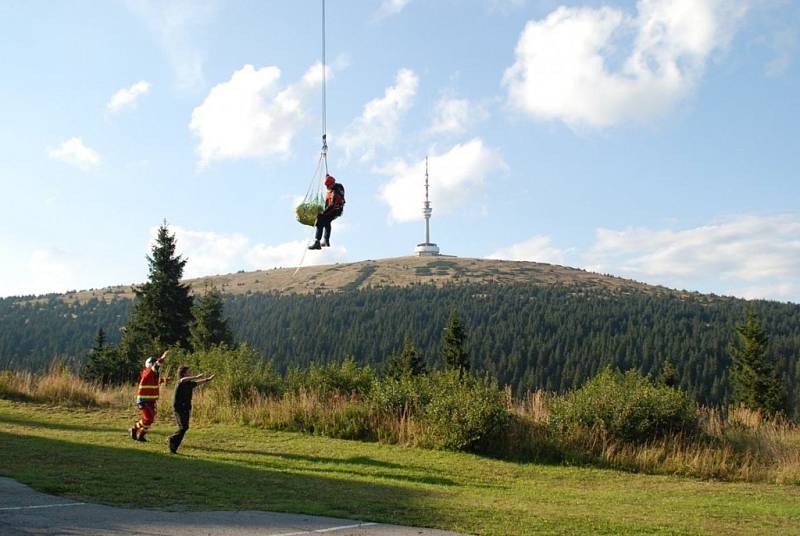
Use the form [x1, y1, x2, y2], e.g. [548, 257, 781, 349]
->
[296, 194, 324, 226]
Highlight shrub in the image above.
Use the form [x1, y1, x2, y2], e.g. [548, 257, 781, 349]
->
[174, 344, 281, 404]
[286, 359, 375, 398]
[369, 373, 427, 416]
[549, 368, 698, 443]
[419, 370, 508, 450]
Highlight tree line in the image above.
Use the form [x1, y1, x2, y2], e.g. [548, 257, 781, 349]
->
[1, 225, 798, 415]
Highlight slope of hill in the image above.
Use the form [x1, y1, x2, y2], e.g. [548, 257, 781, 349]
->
[2, 256, 799, 415]
[59, 256, 681, 304]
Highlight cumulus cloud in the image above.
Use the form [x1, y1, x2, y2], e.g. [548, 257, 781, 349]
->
[375, 0, 412, 19]
[190, 63, 328, 167]
[378, 138, 505, 222]
[428, 96, 489, 136]
[107, 81, 151, 113]
[167, 226, 346, 278]
[583, 214, 800, 301]
[47, 137, 101, 169]
[487, 235, 567, 265]
[503, 0, 750, 128]
[29, 249, 76, 295]
[340, 68, 418, 162]
[126, 0, 217, 90]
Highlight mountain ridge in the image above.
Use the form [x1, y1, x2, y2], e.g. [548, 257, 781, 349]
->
[49, 256, 711, 305]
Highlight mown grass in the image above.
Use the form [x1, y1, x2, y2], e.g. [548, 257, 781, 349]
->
[2, 399, 800, 535]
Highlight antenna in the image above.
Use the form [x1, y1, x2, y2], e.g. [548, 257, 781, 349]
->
[415, 155, 440, 256]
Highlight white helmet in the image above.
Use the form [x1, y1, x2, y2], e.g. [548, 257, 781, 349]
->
[145, 356, 157, 368]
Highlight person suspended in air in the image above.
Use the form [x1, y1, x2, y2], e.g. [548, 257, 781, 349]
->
[309, 174, 345, 250]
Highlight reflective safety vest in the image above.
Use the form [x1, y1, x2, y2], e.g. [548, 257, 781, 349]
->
[136, 367, 160, 403]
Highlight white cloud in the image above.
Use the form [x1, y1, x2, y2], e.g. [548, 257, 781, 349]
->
[732, 282, 800, 303]
[487, 235, 567, 265]
[190, 63, 328, 167]
[428, 96, 489, 135]
[47, 137, 101, 169]
[29, 249, 75, 295]
[582, 214, 800, 301]
[107, 81, 151, 113]
[375, 0, 412, 19]
[378, 138, 506, 222]
[168, 226, 347, 278]
[245, 240, 346, 270]
[503, 0, 750, 128]
[126, 0, 217, 91]
[340, 68, 418, 162]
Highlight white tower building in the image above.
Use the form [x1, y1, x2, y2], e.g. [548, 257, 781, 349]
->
[414, 156, 440, 257]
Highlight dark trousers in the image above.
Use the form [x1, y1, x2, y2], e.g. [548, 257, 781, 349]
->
[168, 407, 190, 452]
[315, 213, 338, 241]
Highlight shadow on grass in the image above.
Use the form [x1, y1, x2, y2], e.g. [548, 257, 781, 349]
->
[199, 450, 459, 487]
[0, 430, 452, 528]
[195, 444, 446, 473]
[0, 412, 122, 434]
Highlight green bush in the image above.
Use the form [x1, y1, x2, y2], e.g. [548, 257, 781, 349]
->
[419, 371, 508, 450]
[369, 373, 427, 416]
[549, 368, 698, 443]
[173, 344, 281, 403]
[286, 359, 375, 398]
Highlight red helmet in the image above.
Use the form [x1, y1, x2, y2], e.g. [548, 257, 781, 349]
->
[324, 174, 335, 187]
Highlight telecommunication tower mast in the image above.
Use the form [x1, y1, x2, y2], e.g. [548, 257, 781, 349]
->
[414, 156, 440, 257]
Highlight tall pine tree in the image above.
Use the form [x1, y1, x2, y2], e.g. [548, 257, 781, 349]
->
[118, 222, 194, 381]
[81, 328, 119, 384]
[190, 288, 234, 351]
[385, 337, 426, 378]
[442, 309, 469, 374]
[728, 309, 785, 415]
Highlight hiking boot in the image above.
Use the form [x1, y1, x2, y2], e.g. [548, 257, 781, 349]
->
[129, 427, 137, 441]
[308, 240, 322, 250]
[321, 239, 330, 247]
[137, 434, 147, 443]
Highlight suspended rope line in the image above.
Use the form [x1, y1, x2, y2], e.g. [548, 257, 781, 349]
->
[293, 0, 330, 276]
[321, 0, 328, 175]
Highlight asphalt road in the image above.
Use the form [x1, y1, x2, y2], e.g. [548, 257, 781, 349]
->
[0, 477, 462, 536]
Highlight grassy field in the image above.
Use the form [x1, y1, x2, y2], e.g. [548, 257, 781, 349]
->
[1, 399, 799, 535]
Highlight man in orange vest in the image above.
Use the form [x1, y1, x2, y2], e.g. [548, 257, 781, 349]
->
[130, 350, 168, 442]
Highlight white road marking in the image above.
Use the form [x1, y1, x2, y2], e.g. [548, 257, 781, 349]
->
[0, 502, 85, 512]
[272, 523, 379, 536]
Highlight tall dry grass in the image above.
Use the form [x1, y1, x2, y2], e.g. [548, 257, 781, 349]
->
[0, 365, 129, 407]
[1, 366, 798, 483]
[506, 392, 800, 484]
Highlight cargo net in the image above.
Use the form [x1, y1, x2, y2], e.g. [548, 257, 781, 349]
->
[296, 151, 327, 227]
[296, 194, 324, 226]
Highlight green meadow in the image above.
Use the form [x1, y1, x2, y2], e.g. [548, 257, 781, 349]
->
[2, 399, 799, 536]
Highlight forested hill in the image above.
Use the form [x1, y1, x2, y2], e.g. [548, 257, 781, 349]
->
[2, 257, 799, 414]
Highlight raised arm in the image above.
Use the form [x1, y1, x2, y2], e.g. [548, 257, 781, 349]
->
[196, 373, 215, 385]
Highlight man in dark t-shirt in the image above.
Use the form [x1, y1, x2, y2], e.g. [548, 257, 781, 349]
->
[168, 365, 214, 454]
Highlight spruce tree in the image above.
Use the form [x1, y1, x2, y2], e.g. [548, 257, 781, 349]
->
[442, 309, 469, 374]
[81, 327, 121, 384]
[190, 288, 234, 352]
[658, 359, 678, 388]
[728, 309, 785, 415]
[385, 337, 426, 378]
[118, 222, 194, 381]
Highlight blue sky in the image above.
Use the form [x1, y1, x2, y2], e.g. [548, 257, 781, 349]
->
[1, 0, 798, 302]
